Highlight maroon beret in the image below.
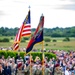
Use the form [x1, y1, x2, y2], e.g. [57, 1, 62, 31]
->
[55, 64, 60, 67]
[17, 63, 22, 68]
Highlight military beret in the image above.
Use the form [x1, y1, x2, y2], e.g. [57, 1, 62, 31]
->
[17, 62, 22, 69]
[55, 64, 60, 67]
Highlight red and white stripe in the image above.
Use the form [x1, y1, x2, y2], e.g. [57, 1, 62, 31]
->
[13, 42, 19, 51]
[13, 23, 31, 51]
[22, 24, 31, 36]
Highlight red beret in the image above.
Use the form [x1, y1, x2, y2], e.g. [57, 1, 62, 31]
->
[17, 63, 22, 69]
[46, 64, 49, 67]
[29, 60, 34, 63]
[55, 64, 60, 67]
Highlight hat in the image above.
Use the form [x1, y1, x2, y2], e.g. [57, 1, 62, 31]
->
[29, 60, 34, 64]
[46, 64, 49, 68]
[55, 64, 60, 67]
[17, 62, 22, 69]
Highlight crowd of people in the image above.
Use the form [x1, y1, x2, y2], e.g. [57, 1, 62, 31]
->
[0, 49, 75, 75]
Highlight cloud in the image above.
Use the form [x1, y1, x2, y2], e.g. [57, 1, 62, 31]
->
[13, 0, 26, 3]
[0, 11, 5, 16]
[61, 4, 75, 10]
[0, 0, 75, 28]
[70, 0, 75, 2]
[58, 0, 75, 10]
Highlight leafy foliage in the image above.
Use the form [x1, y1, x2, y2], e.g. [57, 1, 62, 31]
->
[0, 26, 75, 37]
[0, 38, 9, 42]
[63, 37, 70, 41]
[52, 39, 57, 42]
[44, 38, 51, 42]
[0, 50, 56, 60]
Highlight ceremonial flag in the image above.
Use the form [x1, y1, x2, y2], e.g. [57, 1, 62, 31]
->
[13, 10, 31, 51]
[26, 15, 44, 53]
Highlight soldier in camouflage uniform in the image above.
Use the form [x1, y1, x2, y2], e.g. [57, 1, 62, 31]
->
[23, 64, 30, 75]
[43, 64, 51, 75]
[34, 63, 42, 75]
[17, 62, 24, 75]
[24, 60, 35, 75]
[54, 64, 62, 75]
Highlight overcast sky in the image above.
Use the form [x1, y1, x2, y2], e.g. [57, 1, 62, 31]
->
[0, 0, 75, 28]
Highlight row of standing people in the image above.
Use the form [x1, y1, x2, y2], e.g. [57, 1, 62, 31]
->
[0, 50, 75, 75]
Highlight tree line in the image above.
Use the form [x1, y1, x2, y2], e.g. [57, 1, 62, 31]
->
[0, 26, 75, 37]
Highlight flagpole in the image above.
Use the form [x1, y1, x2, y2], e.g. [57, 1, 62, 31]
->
[28, 5, 32, 75]
[42, 41, 45, 75]
[30, 53, 32, 75]
[41, 14, 44, 75]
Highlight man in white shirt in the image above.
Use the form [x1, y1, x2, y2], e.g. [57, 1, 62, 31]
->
[65, 67, 70, 75]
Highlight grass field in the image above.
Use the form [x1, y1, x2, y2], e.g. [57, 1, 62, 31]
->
[0, 36, 75, 51]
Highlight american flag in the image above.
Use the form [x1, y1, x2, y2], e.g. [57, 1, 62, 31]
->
[13, 10, 31, 51]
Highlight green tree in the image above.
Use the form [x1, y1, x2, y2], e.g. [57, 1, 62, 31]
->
[2, 38, 9, 42]
[44, 38, 51, 42]
[63, 37, 70, 41]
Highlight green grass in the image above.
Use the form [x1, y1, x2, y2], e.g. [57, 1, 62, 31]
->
[44, 37, 75, 42]
[44, 41, 75, 51]
[0, 41, 75, 51]
[0, 36, 75, 51]
[0, 36, 14, 40]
